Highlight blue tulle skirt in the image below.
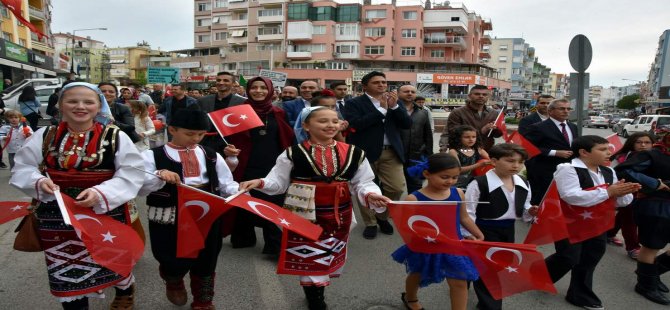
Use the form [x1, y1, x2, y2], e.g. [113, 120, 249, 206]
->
[392, 245, 479, 287]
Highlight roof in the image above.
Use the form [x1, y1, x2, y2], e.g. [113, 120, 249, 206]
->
[53, 32, 104, 44]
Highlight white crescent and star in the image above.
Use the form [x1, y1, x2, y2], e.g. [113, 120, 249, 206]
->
[184, 200, 210, 221]
[101, 231, 117, 243]
[486, 247, 523, 273]
[580, 210, 594, 220]
[279, 218, 291, 226]
[407, 215, 440, 243]
[222, 113, 240, 127]
[11, 205, 23, 211]
[74, 214, 103, 226]
[248, 201, 280, 221]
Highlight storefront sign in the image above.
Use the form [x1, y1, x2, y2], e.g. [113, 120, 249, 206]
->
[416, 73, 433, 83]
[30, 53, 46, 65]
[433, 74, 476, 85]
[172, 61, 201, 69]
[352, 70, 372, 82]
[4, 40, 27, 62]
[259, 69, 287, 87]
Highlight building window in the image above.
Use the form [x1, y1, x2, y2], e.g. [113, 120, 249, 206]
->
[512, 56, 523, 63]
[197, 35, 211, 43]
[310, 6, 334, 21]
[364, 45, 384, 55]
[498, 56, 508, 62]
[313, 25, 326, 35]
[327, 62, 348, 70]
[365, 9, 386, 19]
[499, 45, 508, 50]
[288, 3, 309, 20]
[231, 30, 247, 37]
[0, 6, 8, 18]
[401, 47, 416, 56]
[196, 18, 211, 27]
[430, 49, 445, 58]
[513, 44, 525, 51]
[232, 46, 247, 53]
[403, 11, 417, 20]
[259, 8, 282, 17]
[401, 29, 416, 38]
[337, 23, 358, 36]
[498, 68, 506, 75]
[293, 44, 325, 52]
[424, 32, 446, 44]
[213, 15, 230, 24]
[337, 5, 359, 22]
[2, 32, 11, 41]
[236, 12, 247, 20]
[256, 44, 282, 51]
[18, 38, 26, 46]
[214, 0, 228, 8]
[215, 32, 228, 40]
[197, 3, 211, 11]
[258, 27, 282, 35]
[365, 27, 385, 37]
[336, 44, 358, 54]
[450, 16, 460, 21]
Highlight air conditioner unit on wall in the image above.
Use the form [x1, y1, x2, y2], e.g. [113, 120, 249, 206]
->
[220, 51, 226, 58]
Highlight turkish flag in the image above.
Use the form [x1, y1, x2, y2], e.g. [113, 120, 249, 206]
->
[462, 240, 557, 300]
[0, 201, 30, 224]
[523, 182, 569, 245]
[506, 131, 541, 159]
[0, 0, 46, 39]
[562, 185, 616, 244]
[226, 193, 323, 241]
[177, 185, 235, 258]
[492, 109, 508, 140]
[55, 191, 144, 277]
[606, 134, 623, 155]
[208, 104, 264, 137]
[389, 201, 468, 255]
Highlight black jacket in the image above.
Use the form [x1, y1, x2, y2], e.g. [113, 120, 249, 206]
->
[399, 102, 433, 163]
[518, 112, 544, 137]
[110, 102, 139, 143]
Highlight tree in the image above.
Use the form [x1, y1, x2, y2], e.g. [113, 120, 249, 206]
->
[617, 94, 640, 110]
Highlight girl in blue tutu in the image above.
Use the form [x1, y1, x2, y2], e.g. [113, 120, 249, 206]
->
[392, 153, 484, 310]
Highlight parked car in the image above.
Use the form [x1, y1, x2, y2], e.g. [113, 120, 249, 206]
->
[622, 115, 670, 137]
[2, 78, 60, 98]
[3, 84, 61, 119]
[585, 116, 609, 128]
[612, 118, 633, 135]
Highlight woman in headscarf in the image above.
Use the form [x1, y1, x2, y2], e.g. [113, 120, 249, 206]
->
[118, 87, 137, 105]
[227, 77, 295, 257]
[10, 82, 145, 310]
[615, 130, 670, 305]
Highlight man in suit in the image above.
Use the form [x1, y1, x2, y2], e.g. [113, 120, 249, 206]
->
[282, 80, 319, 126]
[343, 71, 412, 239]
[525, 98, 578, 204]
[196, 71, 246, 154]
[518, 94, 554, 136]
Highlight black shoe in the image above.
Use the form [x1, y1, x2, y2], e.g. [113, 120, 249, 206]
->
[362, 226, 378, 239]
[401, 292, 424, 310]
[378, 219, 394, 235]
[636, 262, 670, 305]
[0, 162, 7, 169]
[303, 286, 327, 310]
[565, 296, 604, 310]
[660, 280, 669, 293]
[636, 283, 670, 305]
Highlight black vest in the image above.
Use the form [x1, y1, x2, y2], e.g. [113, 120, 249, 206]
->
[146, 145, 219, 207]
[474, 175, 529, 219]
[574, 166, 614, 189]
[287, 143, 365, 183]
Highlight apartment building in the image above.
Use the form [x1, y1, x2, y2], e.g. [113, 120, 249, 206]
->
[0, 0, 56, 86]
[589, 85, 603, 110]
[547, 73, 568, 98]
[647, 29, 670, 112]
[182, 0, 510, 104]
[108, 45, 172, 84]
[54, 33, 108, 84]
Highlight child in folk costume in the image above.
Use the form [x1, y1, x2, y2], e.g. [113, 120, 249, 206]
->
[239, 106, 390, 310]
[392, 153, 484, 310]
[0, 110, 33, 169]
[10, 82, 145, 310]
[139, 109, 239, 310]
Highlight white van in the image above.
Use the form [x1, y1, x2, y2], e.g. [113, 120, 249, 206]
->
[622, 114, 670, 137]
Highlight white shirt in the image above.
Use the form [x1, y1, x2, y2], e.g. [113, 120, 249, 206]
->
[548, 117, 573, 157]
[464, 169, 533, 222]
[537, 112, 548, 121]
[302, 98, 311, 108]
[133, 115, 156, 151]
[554, 158, 633, 208]
[0, 124, 32, 153]
[365, 92, 398, 146]
[138, 144, 239, 197]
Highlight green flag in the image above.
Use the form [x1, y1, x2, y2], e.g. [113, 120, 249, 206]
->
[239, 75, 247, 87]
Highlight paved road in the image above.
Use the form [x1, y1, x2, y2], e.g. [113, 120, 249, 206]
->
[0, 127, 665, 309]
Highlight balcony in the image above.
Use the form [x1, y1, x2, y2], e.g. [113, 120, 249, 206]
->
[480, 34, 491, 44]
[258, 15, 283, 23]
[481, 18, 493, 31]
[31, 33, 50, 49]
[259, 0, 285, 4]
[227, 36, 248, 44]
[29, 5, 46, 19]
[335, 25, 360, 41]
[227, 0, 248, 10]
[423, 36, 466, 49]
[423, 11, 469, 34]
[227, 19, 248, 27]
[287, 51, 312, 59]
[257, 33, 283, 41]
[334, 52, 358, 59]
[287, 21, 313, 41]
[479, 51, 490, 59]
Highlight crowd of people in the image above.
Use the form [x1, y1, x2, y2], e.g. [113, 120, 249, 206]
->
[1, 70, 669, 310]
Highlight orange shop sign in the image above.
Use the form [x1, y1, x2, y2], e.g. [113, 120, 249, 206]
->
[432, 74, 477, 84]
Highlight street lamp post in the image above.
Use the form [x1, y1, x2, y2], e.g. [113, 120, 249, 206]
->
[70, 28, 108, 76]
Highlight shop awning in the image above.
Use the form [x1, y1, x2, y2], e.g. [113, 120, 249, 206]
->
[0, 57, 56, 76]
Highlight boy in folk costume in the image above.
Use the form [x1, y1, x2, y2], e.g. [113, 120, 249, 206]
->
[240, 106, 390, 310]
[139, 109, 239, 310]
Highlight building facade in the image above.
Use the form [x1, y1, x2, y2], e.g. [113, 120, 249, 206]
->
[108, 45, 171, 85]
[646, 29, 670, 112]
[0, 0, 56, 87]
[53, 33, 108, 84]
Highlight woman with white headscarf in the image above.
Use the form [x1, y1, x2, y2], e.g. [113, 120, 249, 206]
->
[10, 82, 144, 310]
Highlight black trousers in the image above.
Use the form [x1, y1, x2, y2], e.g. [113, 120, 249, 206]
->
[544, 233, 607, 307]
[474, 224, 515, 310]
[230, 191, 282, 254]
[149, 219, 223, 278]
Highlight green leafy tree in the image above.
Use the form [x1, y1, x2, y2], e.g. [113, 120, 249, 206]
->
[616, 94, 640, 110]
[134, 70, 148, 86]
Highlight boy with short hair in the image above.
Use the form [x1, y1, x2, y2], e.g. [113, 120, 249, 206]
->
[545, 135, 639, 310]
[465, 143, 535, 310]
[139, 109, 239, 310]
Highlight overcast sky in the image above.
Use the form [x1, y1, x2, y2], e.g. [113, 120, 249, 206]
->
[52, 0, 667, 87]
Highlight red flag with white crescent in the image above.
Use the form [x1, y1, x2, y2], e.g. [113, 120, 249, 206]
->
[492, 109, 508, 140]
[226, 193, 323, 241]
[208, 104, 264, 137]
[177, 185, 235, 258]
[389, 201, 468, 255]
[606, 134, 623, 155]
[506, 131, 541, 159]
[561, 184, 616, 244]
[462, 240, 557, 300]
[523, 182, 569, 245]
[0, 0, 46, 39]
[0, 201, 30, 224]
[55, 191, 144, 277]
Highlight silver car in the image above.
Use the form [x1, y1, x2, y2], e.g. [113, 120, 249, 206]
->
[613, 118, 633, 136]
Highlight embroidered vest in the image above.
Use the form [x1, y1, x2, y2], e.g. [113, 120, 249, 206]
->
[474, 175, 529, 219]
[574, 166, 614, 189]
[287, 143, 365, 182]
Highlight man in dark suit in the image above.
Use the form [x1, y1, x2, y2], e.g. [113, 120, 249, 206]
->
[343, 71, 412, 239]
[525, 98, 578, 204]
[282, 80, 319, 126]
[518, 94, 553, 136]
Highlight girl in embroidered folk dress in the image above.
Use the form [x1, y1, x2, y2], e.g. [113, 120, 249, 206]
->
[392, 154, 483, 310]
[240, 106, 390, 310]
[448, 125, 491, 189]
[10, 82, 145, 310]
